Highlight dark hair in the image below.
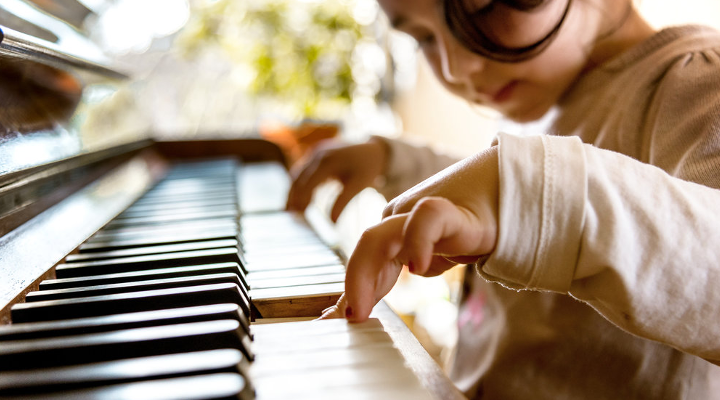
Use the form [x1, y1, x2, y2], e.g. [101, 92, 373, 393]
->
[443, 0, 572, 63]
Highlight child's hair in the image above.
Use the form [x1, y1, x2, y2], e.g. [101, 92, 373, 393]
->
[443, 0, 573, 62]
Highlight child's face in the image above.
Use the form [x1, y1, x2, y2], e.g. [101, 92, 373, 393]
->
[380, 0, 598, 122]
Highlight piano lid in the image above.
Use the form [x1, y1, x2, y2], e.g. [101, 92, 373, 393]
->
[0, 0, 143, 179]
[0, 0, 128, 81]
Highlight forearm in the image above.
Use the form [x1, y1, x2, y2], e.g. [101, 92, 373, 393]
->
[479, 133, 720, 363]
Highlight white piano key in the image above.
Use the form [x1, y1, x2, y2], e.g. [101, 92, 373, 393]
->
[250, 282, 344, 301]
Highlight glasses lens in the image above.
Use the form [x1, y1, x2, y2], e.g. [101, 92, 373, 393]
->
[444, 0, 572, 63]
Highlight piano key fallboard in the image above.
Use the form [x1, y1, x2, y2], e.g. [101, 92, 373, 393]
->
[0, 152, 457, 399]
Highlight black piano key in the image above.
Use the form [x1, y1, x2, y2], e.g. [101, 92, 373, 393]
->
[11, 283, 247, 323]
[0, 320, 248, 371]
[118, 202, 238, 219]
[0, 319, 249, 371]
[141, 183, 236, 193]
[0, 373, 252, 400]
[139, 189, 236, 203]
[39, 262, 247, 290]
[27, 273, 244, 302]
[104, 209, 239, 229]
[129, 189, 238, 207]
[88, 219, 237, 242]
[0, 349, 250, 396]
[114, 203, 236, 217]
[147, 175, 234, 185]
[0, 304, 251, 342]
[162, 168, 236, 179]
[144, 177, 235, 193]
[124, 192, 235, 208]
[79, 227, 238, 253]
[55, 247, 242, 278]
[126, 195, 239, 212]
[26, 273, 251, 324]
[66, 239, 239, 263]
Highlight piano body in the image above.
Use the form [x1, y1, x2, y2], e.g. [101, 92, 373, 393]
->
[0, 1, 465, 399]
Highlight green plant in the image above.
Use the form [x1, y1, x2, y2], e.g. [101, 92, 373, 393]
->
[178, 0, 376, 119]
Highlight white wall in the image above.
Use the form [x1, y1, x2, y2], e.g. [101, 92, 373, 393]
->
[392, 54, 499, 159]
[638, 0, 720, 30]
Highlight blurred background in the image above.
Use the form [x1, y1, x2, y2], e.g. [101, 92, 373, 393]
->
[3, 0, 720, 370]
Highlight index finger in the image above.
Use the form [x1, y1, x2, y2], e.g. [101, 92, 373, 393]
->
[344, 215, 407, 322]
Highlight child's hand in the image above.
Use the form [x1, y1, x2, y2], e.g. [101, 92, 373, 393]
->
[286, 138, 388, 222]
[342, 146, 501, 322]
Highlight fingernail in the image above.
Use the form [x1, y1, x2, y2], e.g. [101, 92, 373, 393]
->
[345, 306, 353, 318]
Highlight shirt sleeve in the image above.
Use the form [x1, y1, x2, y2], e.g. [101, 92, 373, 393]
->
[372, 135, 461, 200]
[478, 132, 720, 364]
[642, 46, 720, 189]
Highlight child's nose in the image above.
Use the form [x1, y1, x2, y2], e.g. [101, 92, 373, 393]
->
[440, 33, 485, 86]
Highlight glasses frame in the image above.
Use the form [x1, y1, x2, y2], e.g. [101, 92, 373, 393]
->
[443, 0, 573, 63]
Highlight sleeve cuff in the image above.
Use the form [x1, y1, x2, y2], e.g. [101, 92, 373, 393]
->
[478, 133, 587, 293]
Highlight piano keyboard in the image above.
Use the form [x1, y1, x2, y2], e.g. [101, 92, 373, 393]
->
[0, 158, 435, 399]
[15, 158, 344, 321]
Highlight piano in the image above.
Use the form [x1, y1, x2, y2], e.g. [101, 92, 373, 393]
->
[0, 1, 465, 399]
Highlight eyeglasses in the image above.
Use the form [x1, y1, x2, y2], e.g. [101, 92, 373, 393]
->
[443, 0, 573, 63]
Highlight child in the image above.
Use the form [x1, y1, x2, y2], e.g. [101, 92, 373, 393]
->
[286, 0, 720, 398]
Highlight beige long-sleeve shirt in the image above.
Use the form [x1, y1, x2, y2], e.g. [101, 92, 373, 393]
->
[376, 25, 720, 399]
